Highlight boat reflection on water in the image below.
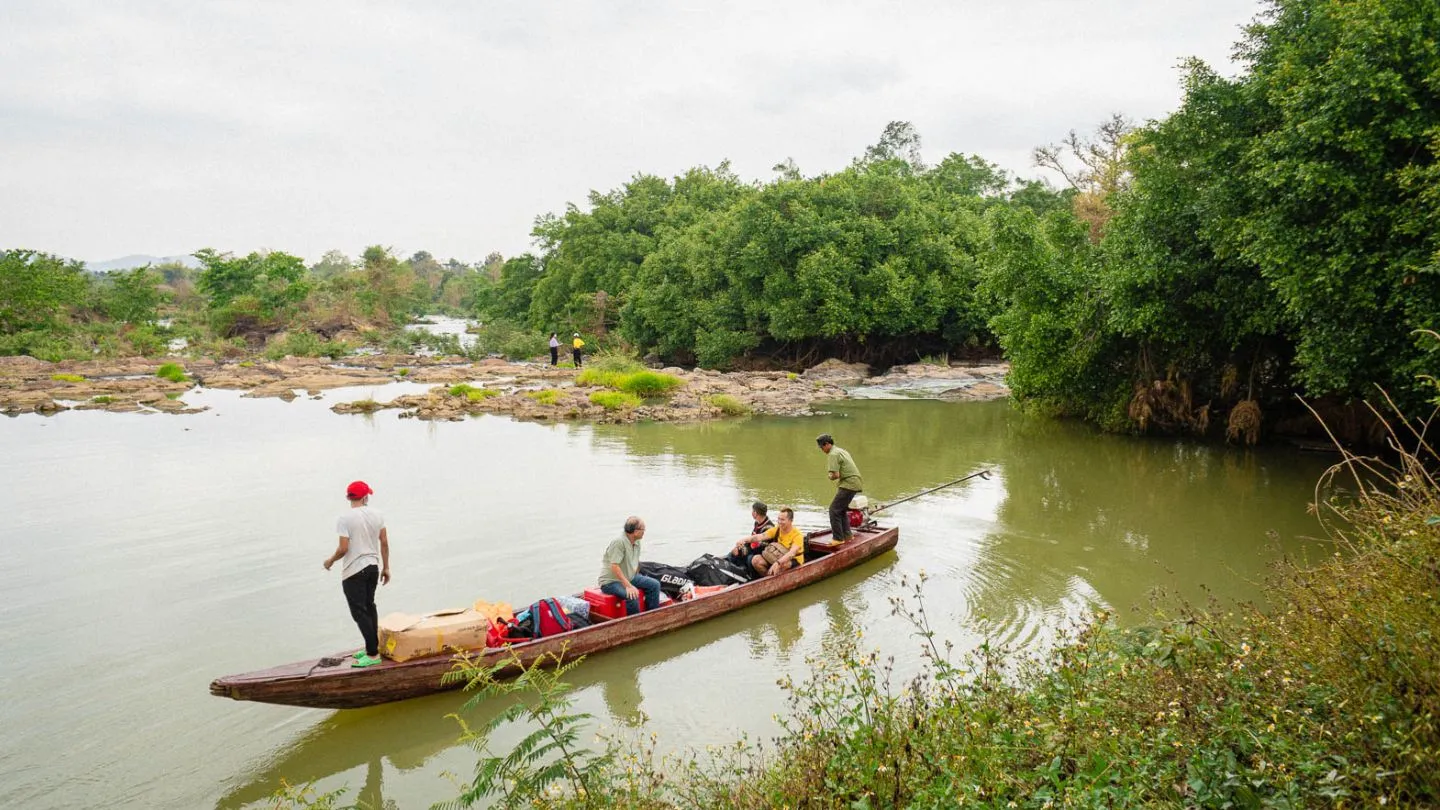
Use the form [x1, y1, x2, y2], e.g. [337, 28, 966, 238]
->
[215, 559, 885, 809]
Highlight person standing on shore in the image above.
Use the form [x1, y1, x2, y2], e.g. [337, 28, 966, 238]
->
[816, 434, 863, 542]
[572, 333, 585, 368]
[549, 332, 560, 366]
[323, 480, 391, 668]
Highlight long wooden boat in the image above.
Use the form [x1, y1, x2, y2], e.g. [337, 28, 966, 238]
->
[210, 524, 898, 710]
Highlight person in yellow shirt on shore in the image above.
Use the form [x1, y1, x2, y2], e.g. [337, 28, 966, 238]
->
[571, 333, 585, 368]
[735, 507, 805, 577]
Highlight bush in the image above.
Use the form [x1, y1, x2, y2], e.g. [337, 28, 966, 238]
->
[586, 350, 644, 374]
[448, 383, 499, 401]
[465, 319, 549, 361]
[0, 329, 88, 361]
[526, 389, 561, 405]
[616, 370, 683, 397]
[123, 325, 167, 357]
[705, 393, 751, 415]
[264, 331, 350, 360]
[589, 390, 641, 410]
[575, 368, 628, 388]
[156, 363, 187, 383]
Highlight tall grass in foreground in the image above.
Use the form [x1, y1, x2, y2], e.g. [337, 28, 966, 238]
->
[274, 398, 1440, 809]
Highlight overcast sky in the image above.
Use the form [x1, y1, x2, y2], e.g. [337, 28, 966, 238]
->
[1, 1, 1261, 266]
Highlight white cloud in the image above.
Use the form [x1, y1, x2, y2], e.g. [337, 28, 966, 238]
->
[0, 0, 1258, 264]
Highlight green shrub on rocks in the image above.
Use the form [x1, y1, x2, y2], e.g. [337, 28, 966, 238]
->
[617, 371, 682, 397]
[156, 363, 187, 383]
[575, 368, 628, 388]
[705, 394, 751, 415]
[264, 331, 350, 360]
[526, 389, 562, 405]
[50, 373, 85, 383]
[448, 383, 499, 401]
[588, 391, 640, 410]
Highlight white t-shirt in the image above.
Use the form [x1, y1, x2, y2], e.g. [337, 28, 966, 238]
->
[336, 505, 385, 579]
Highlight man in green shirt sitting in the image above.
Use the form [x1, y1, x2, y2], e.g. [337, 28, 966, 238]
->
[598, 516, 662, 616]
[817, 433, 863, 542]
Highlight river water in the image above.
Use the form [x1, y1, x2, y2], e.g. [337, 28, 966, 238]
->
[0, 384, 1335, 808]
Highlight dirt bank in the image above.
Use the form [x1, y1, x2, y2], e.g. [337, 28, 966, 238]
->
[0, 354, 1010, 421]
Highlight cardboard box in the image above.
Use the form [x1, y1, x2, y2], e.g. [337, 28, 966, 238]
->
[379, 608, 491, 662]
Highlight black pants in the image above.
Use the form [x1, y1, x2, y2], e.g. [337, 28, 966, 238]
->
[342, 565, 380, 656]
[550, 347, 559, 365]
[572, 349, 582, 367]
[829, 488, 859, 540]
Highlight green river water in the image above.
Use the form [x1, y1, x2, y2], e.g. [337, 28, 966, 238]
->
[0, 382, 1335, 808]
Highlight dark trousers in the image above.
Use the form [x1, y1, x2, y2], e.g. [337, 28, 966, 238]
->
[600, 575, 661, 616]
[829, 488, 859, 541]
[342, 565, 380, 656]
[572, 348, 582, 367]
[550, 347, 559, 365]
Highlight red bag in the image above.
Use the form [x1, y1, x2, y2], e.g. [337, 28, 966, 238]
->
[485, 618, 527, 647]
[530, 598, 574, 638]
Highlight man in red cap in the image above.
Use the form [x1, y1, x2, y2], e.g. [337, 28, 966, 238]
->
[323, 480, 391, 667]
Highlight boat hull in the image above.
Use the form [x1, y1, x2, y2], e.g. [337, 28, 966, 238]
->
[210, 525, 898, 710]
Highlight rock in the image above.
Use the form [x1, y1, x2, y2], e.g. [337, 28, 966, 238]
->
[802, 359, 871, 383]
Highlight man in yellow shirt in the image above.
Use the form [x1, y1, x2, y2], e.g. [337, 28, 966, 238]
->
[571, 333, 585, 368]
[734, 507, 805, 577]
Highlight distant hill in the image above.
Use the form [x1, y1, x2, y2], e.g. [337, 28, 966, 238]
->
[86, 254, 201, 273]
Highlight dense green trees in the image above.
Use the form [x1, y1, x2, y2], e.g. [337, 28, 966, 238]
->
[0, 250, 88, 332]
[490, 153, 1030, 368]
[1009, 0, 1440, 434]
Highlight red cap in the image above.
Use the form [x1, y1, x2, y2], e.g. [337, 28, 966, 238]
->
[346, 480, 373, 499]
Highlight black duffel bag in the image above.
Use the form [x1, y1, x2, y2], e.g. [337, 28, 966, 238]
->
[638, 561, 696, 599]
[684, 553, 754, 587]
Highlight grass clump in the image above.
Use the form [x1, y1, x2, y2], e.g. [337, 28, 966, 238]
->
[526, 389, 562, 405]
[155, 362, 187, 383]
[589, 390, 641, 410]
[705, 393, 752, 416]
[449, 383, 500, 401]
[348, 398, 383, 413]
[575, 367, 629, 388]
[50, 373, 85, 382]
[91, 395, 114, 404]
[617, 370, 683, 397]
[396, 367, 410, 377]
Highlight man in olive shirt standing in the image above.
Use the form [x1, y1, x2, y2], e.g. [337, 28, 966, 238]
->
[817, 433, 863, 542]
[598, 516, 662, 616]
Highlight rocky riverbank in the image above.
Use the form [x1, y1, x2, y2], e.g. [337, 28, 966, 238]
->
[0, 354, 1010, 421]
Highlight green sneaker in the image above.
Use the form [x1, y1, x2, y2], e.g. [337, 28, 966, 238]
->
[352, 653, 383, 668]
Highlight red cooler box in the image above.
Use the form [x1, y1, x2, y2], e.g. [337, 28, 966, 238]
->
[583, 588, 672, 620]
